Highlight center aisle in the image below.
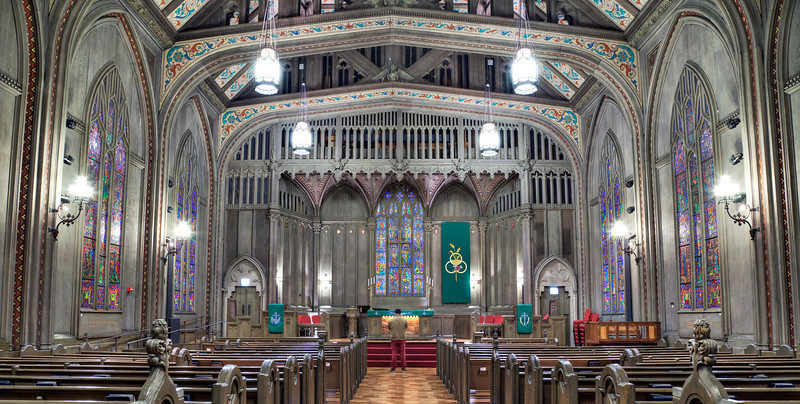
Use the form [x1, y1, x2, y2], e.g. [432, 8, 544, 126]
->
[348, 368, 456, 403]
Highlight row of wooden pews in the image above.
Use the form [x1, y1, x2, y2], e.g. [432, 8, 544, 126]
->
[0, 319, 366, 403]
[438, 319, 800, 403]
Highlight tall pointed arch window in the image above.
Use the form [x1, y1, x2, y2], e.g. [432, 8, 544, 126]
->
[672, 66, 721, 310]
[174, 138, 199, 313]
[81, 68, 128, 311]
[599, 136, 624, 314]
[375, 185, 424, 296]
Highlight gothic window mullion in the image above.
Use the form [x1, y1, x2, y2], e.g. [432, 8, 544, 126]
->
[672, 66, 721, 311]
[375, 186, 424, 297]
[81, 68, 127, 312]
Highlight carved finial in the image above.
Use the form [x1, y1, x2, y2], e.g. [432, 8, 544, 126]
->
[146, 319, 172, 372]
[135, 319, 183, 404]
[688, 318, 717, 370]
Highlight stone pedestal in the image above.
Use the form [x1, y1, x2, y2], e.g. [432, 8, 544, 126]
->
[346, 307, 360, 338]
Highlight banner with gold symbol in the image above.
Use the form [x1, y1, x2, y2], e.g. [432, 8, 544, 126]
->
[441, 222, 470, 304]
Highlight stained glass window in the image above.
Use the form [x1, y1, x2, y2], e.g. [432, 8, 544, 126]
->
[174, 138, 199, 313]
[375, 185, 424, 296]
[672, 66, 721, 310]
[600, 136, 624, 314]
[81, 68, 128, 311]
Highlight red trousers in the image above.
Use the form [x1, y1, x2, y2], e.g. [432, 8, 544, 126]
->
[390, 340, 406, 370]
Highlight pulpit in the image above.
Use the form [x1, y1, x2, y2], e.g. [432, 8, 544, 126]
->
[367, 309, 434, 337]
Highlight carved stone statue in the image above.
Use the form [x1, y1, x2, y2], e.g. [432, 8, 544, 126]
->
[476, 0, 491, 16]
[299, 0, 314, 16]
[365, 62, 420, 83]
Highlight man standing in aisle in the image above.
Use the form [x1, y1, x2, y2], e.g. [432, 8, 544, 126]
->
[388, 308, 408, 372]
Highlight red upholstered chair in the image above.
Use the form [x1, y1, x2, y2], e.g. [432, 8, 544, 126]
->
[576, 312, 600, 345]
[493, 315, 504, 324]
[543, 314, 549, 320]
[311, 314, 321, 324]
[479, 315, 485, 324]
[573, 309, 593, 346]
[298, 314, 311, 324]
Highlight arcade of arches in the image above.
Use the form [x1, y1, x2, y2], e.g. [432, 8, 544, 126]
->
[2, 0, 800, 356]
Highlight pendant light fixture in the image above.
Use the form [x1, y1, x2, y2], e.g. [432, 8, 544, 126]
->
[479, 84, 500, 157]
[511, 0, 538, 95]
[292, 83, 312, 155]
[254, 0, 280, 95]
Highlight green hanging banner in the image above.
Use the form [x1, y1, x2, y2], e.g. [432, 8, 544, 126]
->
[441, 222, 471, 304]
[516, 304, 533, 334]
[268, 304, 284, 333]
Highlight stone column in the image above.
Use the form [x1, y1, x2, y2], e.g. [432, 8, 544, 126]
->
[267, 205, 281, 304]
[519, 206, 533, 305]
[478, 220, 488, 310]
[312, 221, 322, 310]
[424, 222, 436, 306]
[366, 219, 376, 307]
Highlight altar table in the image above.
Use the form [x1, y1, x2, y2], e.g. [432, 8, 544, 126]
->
[367, 309, 434, 337]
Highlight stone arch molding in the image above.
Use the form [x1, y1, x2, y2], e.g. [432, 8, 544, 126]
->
[533, 256, 578, 328]
[223, 255, 267, 305]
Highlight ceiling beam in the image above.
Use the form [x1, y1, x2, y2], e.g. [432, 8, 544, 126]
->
[339, 50, 382, 77]
[405, 49, 452, 77]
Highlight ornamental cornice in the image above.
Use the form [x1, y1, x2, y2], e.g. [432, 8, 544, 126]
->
[0, 70, 21, 95]
[127, 0, 174, 47]
[628, 0, 679, 47]
[198, 81, 227, 113]
[219, 85, 581, 152]
[785, 73, 800, 94]
[162, 12, 639, 99]
[277, 159, 529, 178]
[176, 7, 626, 42]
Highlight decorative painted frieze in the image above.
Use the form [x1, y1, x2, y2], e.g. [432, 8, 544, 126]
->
[218, 87, 581, 152]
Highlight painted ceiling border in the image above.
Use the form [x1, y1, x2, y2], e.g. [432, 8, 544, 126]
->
[163, 15, 639, 100]
[218, 87, 580, 152]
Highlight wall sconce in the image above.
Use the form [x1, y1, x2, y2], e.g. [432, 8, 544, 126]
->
[609, 221, 641, 263]
[161, 220, 193, 262]
[726, 117, 741, 129]
[729, 153, 744, 165]
[63, 155, 74, 166]
[49, 176, 95, 241]
[624, 179, 634, 188]
[715, 175, 759, 241]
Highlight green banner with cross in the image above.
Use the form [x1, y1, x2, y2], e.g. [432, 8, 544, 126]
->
[268, 304, 284, 333]
[516, 304, 533, 334]
[441, 222, 471, 304]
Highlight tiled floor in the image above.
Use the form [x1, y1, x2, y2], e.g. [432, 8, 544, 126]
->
[349, 367, 456, 403]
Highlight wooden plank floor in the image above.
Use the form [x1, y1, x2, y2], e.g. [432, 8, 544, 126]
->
[348, 368, 457, 403]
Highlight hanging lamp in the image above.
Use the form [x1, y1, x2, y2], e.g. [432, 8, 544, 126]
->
[254, 0, 281, 95]
[292, 83, 312, 155]
[511, 0, 538, 95]
[479, 84, 500, 157]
